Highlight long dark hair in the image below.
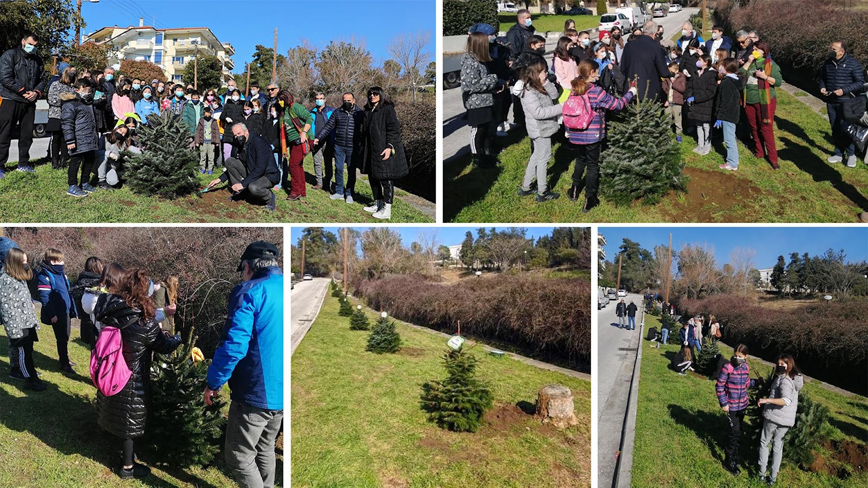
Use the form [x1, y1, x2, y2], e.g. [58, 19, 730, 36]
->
[520, 58, 548, 95]
[119, 268, 156, 320]
[84, 256, 104, 276]
[364, 86, 393, 110]
[555, 36, 573, 62]
[100, 262, 126, 292]
[465, 32, 492, 63]
[776, 354, 801, 379]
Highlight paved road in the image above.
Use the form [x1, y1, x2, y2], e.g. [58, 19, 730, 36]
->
[4, 137, 50, 166]
[597, 291, 644, 488]
[290, 277, 330, 355]
[443, 8, 698, 163]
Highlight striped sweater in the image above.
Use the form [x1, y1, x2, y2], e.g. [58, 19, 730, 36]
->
[716, 361, 751, 411]
[566, 85, 634, 145]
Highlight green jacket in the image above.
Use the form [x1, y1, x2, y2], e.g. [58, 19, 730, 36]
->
[182, 101, 204, 135]
[740, 59, 782, 105]
[282, 103, 313, 142]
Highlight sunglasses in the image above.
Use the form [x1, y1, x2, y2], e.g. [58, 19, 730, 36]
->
[268, 87, 279, 92]
[368, 92, 380, 97]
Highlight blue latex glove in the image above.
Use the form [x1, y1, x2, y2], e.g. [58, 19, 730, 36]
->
[686, 96, 695, 103]
[714, 120, 723, 129]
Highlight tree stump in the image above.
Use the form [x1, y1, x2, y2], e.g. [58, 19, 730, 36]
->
[536, 384, 579, 429]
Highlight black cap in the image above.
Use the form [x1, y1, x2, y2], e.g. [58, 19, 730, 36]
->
[238, 241, 279, 271]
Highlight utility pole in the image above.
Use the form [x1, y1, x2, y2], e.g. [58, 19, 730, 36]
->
[245, 63, 251, 97]
[343, 229, 349, 294]
[616, 254, 623, 291]
[272, 28, 278, 82]
[702, 0, 708, 40]
[193, 41, 199, 90]
[300, 239, 306, 279]
[75, 0, 100, 47]
[664, 233, 672, 305]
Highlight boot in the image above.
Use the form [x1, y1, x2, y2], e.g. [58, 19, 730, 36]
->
[582, 195, 599, 213]
[363, 200, 381, 213]
[372, 203, 392, 220]
[567, 184, 581, 202]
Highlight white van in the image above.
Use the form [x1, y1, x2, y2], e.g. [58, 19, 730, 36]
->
[616, 7, 645, 29]
[497, 2, 517, 12]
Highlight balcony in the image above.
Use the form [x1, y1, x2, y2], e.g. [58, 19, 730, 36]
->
[174, 40, 215, 55]
[223, 57, 234, 69]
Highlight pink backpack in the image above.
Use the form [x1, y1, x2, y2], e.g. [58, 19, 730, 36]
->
[563, 93, 595, 130]
[90, 326, 132, 396]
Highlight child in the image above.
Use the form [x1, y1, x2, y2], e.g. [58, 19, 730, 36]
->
[61, 77, 100, 197]
[671, 344, 692, 375]
[242, 99, 265, 137]
[196, 107, 220, 175]
[37, 248, 78, 373]
[0, 248, 46, 391]
[716, 343, 754, 475]
[687, 54, 718, 155]
[716, 58, 743, 171]
[662, 61, 687, 142]
[518, 58, 563, 202]
[98, 122, 140, 189]
[134, 85, 160, 124]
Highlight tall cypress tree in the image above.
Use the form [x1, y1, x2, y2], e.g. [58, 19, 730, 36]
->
[420, 347, 493, 432]
[125, 112, 200, 198]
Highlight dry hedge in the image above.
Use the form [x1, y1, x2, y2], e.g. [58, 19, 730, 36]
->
[680, 295, 868, 395]
[357, 274, 592, 370]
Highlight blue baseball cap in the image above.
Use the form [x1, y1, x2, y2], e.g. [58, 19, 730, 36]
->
[468, 23, 497, 36]
[0, 237, 19, 266]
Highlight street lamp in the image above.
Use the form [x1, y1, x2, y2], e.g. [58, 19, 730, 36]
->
[76, 0, 100, 47]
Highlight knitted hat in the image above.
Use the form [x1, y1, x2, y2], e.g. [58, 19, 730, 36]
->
[598, 30, 610, 41]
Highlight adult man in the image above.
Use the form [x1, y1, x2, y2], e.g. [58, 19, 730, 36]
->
[0, 31, 47, 176]
[204, 241, 283, 488]
[705, 25, 733, 63]
[223, 79, 244, 102]
[626, 301, 638, 331]
[248, 82, 267, 106]
[819, 41, 865, 167]
[616, 299, 627, 328]
[748, 30, 760, 44]
[309, 92, 335, 191]
[207, 123, 279, 211]
[677, 21, 704, 49]
[621, 21, 670, 101]
[314, 92, 364, 204]
[506, 9, 536, 129]
[263, 82, 280, 118]
[101, 66, 118, 128]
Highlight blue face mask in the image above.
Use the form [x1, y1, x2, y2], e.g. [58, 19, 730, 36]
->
[143, 92, 152, 99]
[525, 19, 532, 27]
[148, 280, 155, 297]
[23, 43, 36, 54]
[315, 100, 325, 107]
[105, 74, 114, 81]
[176, 91, 185, 98]
[581, 38, 590, 47]
[132, 84, 141, 90]
[489, 36, 496, 44]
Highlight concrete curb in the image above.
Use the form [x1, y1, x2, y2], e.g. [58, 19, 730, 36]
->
[613, 302, 645, 488]
[290, 279, 329, 356]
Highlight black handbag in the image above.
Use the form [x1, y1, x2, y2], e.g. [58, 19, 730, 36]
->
[842, 93, 867, 123]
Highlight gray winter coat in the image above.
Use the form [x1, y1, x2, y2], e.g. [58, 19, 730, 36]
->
[461, 53, 498, 110]
[48, 81, 75, 120]
[762, 373, 804, 428]
[520, 81, 562, 139]
[61, 92, 99, 155]
[0, 269, 38, 340]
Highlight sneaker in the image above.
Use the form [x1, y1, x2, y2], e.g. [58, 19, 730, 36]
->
[567, 184, 581, 202]
[9, 368, 26, 380]
[363, 201, 381, 213]
[719, 164, 737, 171]
[518, 188, 535, 197]
[266, 192, 276, 212]
[692, 146, 703, 154]
[827, 155, 843, 163]
[208, 170, 213, 175]
[17, 166, 35, 173]
[67, 185, 88, 197]
[119, 463, 151, 480]
[60, 364, 74, 374]
[200, 169, 206, 174]
[767, 477, 776, 486]
[330, 193, 344, 200]
[345, 193, 354, 204]
[724, 463, 741, 476]
[846, 155, 857, 168]
[759, 475, 768, 483]
[81, 183, 98, 193]
[699, 147, 712, 156]
[98, 182, 114, 191]
[688, 366, 695, 371]
[286, 194, 302, 201]
[678, 371, 687, 376]
[312, 184, 323, 190]
[676, 135, 682, 143]
[0, 169, 5, 179]
[536, 190, 560, 202]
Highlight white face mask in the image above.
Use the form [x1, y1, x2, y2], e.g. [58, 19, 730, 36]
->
[232, 95, 240, 102]
[682, 29, 690, 37]
[690, 49, 698, 56]
[712, 33, 721, 40]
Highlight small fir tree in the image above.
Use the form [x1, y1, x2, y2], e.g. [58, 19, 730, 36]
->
[420, 347, 493, 432]
[350, 306, 370, 330]
[695, 339, 720, 376]
[366, 313, 401, 354]
[147, 336, 227, 467]
[338, 297, 353, 316]
[125, 112, 200, 198]
[600, 98, 687, 205]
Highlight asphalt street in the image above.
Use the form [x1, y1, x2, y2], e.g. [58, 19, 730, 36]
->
[290, 277, 330, 356]
[4, 136, 50, 167]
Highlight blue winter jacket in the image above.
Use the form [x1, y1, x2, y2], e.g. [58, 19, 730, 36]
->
[135, 98, 161, 124]
[310, 105, 335, 144]
[819, 54, 866, 103]
[704, 36, 733, 59]
[37, 262, 78, 325]
[678, 323, 696, 345]
[315, 106, 365, 149]
[207, 266, 283, 410]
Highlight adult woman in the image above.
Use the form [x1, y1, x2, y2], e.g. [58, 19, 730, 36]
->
[565, 60, 637, 212]
[47, 65, 77, 169]
[0, 248, 46, 391]
[221, 88, 246, 160]
[134, 85, 160, 124]
[280, 91, 313, 200]
[94, 269, 181, 479]
[709, 315, 720, 343]
[360, 86, 408, 220]
[519, 58, 563, 202]
[610, 26, 626, 63]
[716, 344, 754, 475]
[70, 256, 103, 347]
[758, 355, 804, 486]
[553, 37, 578, 100]
[687, 54, 718, 155]
[112, 80, 136, 121]
[564, 19, 575, 34]
[740, 41, 782, 169]
[461, 32, 502, 168]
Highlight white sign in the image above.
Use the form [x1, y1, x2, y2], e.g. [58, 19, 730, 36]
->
[447, 335, 465, 351]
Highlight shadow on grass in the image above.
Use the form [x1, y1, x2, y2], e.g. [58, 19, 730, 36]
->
[778, 136, 868, 213]
[516, 400, 536, 415]
[549, 140, 576, 194]
[443, 153, 503, 222]
[829, 417, 868, 443]
[849, 400, 868, 414]
[775, 117, 831, 154]
[667, 404, 729, 464]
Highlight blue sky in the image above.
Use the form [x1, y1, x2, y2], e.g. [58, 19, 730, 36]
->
[601, 227, 868, 269]
[80, 0, 434, 73]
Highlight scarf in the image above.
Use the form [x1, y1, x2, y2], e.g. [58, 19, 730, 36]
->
[752, 58, 773, 125]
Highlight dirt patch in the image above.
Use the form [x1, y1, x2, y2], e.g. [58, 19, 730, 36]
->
[417, 435, 464, 464]
[482, 404, 557, 436]
[117, 199, 137, 207]
[399, 347, 426, 357]
[380, 476, 409, 488]
[756, 297, 822, 311]
[661, 167, 765, 222]
[810, 440, 868, 479]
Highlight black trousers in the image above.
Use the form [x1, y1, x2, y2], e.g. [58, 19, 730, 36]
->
[9, 328, 38, 379]
[225, 157, 275, 205]
[511, 93, 525, 126]
[68, 151, 96, 187]
[726, 409, 746, 465]
[52, 316, 71, 367]
[369, 175, 394, 204]
[50, 130, 69, 166]
[0, 98, 36, 167]
[571, 142, 602, 198]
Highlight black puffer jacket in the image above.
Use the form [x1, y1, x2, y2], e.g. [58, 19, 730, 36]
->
[315, 105, 364, 148]
[360, 102, 409, 180]
[61, 92, 99, 155]
[94, 294, 181, 439]
[688, 69, 718, 123]
[0, 46, 46, 103]
[819, 54, 866, 103]
[70, 271, 101, 345]
[221, 98, 245, 145]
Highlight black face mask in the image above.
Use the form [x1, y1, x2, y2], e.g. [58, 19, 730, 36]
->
[235, 136, 247, 147]
[829, 50, 838, 59]
[342, 101, 354, 111]
[122, 89, 131, 96]
[613, 33, 621, 40]
[775, 365, 787, 375]
[534, 47, 545, 55]
[204, 116, 212, 121]
[657, 33, 664, 40]
[731, 356, 745, 367]
[80, 93, 94, 104]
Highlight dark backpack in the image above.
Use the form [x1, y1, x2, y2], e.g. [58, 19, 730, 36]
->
[26, 263, 48, 301]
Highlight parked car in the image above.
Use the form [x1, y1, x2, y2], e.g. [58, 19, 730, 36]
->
[617, 289, 628, 297]
[564, 6, 593, 15]
[303, 274, 313, 281]
[669, 3, 682, 12]
[599, 13, 632, 33]
[653, 6, 668, 17]
[607, 290, 617, 300]
[497, 2, 517, 12]
[598, 294, 609, 310]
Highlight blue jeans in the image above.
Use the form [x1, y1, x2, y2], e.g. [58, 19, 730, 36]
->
[693, 339, 702, 354]
[333, 145, 352, 196]
[722, 121, 738, 168]
[827, 102, 855, 157]
[628, 316, 636, 330]
[661, 328, 669, 344]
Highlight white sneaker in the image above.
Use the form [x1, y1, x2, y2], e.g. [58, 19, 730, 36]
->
[329, 193, 343, 200]
[828, 155, 843, 163]
[372, 203, 392, 220]
[363, 201, 380, 213]
[846, 155, 857, 168]
[345, 193, 354, 204]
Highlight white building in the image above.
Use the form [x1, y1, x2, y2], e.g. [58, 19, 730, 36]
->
[757, 267, 773, 289]
[448, 245, 462, 261]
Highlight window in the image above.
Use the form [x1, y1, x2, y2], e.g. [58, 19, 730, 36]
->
[143, 55, 150, 62]
[172, 56, 185, 65]
[154, 52, 162, 64]
[174, 75, 182, 82]
[155, 33, 163, 45]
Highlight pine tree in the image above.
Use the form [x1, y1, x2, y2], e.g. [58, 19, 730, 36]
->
[695, 339, 720, 376]
[147, 337, 227, 467]
[785, 393, 833, 467]
[599, 98, 687, 205]
[596, 0, 608, 15]
[338, 297, 353, 316]
[366, 314, 401, 354]
[350, 306, 370, 331]
[420, 348, 493, 432]
[125, 112, 200, 198]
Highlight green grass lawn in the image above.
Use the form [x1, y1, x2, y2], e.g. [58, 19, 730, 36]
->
[0, 154, 431, 223]
[499, 13, 599, 34]
[0, 324, 274, 487]
[445, 89, 868, 223]
[291, 294, 591, 488]
[631, 314, 868, 488]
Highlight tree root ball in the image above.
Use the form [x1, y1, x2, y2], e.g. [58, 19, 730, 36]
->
[535, 384, 579, 429]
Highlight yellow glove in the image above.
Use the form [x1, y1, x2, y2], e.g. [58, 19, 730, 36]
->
[191, 347, 205, 363]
